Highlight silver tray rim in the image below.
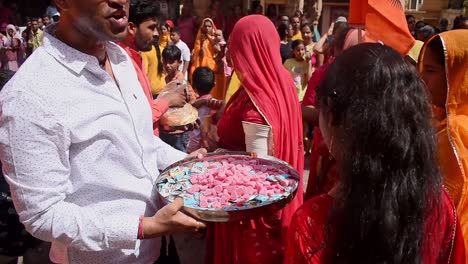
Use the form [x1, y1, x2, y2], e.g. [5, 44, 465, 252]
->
[156, 151, 300, 222]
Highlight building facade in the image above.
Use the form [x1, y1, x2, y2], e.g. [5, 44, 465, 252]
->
[404, 0, 467, 27]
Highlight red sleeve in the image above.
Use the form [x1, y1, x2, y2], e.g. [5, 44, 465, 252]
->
[302, 64, 329, 107]
[242, 99, 267, 125]
[152, 97, 169, 122]
[449, 217, 466, 264]
[284, 213, 309, 264]
[284, 195, 333, 264]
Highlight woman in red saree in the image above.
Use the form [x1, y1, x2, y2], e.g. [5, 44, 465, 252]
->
[303, 27, 361, 200]
[206, 15, 304, 264]
[285, 43, 465, 264]
[190, 18, 225, 100]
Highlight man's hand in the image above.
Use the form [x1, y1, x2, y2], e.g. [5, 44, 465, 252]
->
[158, 89, 187, 108]
[186, 148, 208, 159]
[191, 98, 224, 110]
[143, 198, 206, 238]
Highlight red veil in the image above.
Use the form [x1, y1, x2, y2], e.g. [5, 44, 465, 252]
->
[229, 15, 304, 232]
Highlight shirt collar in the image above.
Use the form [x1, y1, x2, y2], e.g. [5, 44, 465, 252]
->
[42, 24, 128, 75]
[117, 42, 143, 69]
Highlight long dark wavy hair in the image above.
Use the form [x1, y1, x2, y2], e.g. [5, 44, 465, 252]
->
[316, 43, 442, 263]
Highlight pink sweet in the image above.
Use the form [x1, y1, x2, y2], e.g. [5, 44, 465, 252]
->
[187, 186, 200, 194]
[214, 185, 223, 194]
[180, 158, 295, 209]
[212, 201, 222, 208]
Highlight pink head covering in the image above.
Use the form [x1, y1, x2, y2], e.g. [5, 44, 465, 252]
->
[3, 24, 21, 47]
[343, 28, 366, 51]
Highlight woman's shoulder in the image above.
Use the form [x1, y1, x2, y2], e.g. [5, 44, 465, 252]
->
[293, 194, 334, 226]
[287, 194, 334, 263]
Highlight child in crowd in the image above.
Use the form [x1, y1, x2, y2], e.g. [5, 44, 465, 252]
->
[284, 39, 310, 101]
[162, 45, 185, 83]
[160, 45, 194, 152]
[213, 29, 227, 74]
[170, 27, 191, 80]
[188, 67, 219, 153]
[159, 22, 171, 49]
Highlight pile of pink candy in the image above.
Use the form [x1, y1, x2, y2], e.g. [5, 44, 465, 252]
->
[157, 157, 297, 210]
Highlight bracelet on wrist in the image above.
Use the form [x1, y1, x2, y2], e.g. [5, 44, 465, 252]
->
[137, 215, 144, 240]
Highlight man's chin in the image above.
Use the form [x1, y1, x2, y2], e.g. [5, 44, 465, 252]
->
[105, 28, 128, 42]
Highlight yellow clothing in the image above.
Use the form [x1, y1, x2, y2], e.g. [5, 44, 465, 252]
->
[191, 18, 225, 100]
[159, 32, 171, 50]
[29, 30, 43, 51]
[305, 43, 314, 54]
[225, 72, 241, 102]
[291, 32, 303, 41]
[284, 58, 308, 101]
[141, 45, 166, 95]
[419, 31, 468, 258]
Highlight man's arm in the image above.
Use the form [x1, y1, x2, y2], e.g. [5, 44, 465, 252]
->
[0, 92, 139, 251]
[153, 136, 187, 170]
[181, 45, 191, 78]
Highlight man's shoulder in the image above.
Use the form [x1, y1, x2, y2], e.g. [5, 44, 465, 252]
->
[1, 48, 69, 100]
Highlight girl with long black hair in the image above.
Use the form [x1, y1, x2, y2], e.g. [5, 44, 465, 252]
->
[284, 43, 465, 263]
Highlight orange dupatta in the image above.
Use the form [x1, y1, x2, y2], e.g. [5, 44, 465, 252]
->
[190, 18, 218, 76]
[190, 18, 225, 100]
[419, 30, 468, 257]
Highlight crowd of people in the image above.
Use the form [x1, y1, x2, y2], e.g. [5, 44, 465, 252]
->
[0, 0, 467, 263]
[0, 0, 58, 72]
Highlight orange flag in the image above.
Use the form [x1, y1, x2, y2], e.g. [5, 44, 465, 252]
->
[364, 0, 416, 56]
[349, 0, 368, 25]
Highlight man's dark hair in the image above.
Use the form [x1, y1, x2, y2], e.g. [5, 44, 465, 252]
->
[406, 14, 415, 21]
[129, 0, 161, 26]
[170, 27, 180, 34]
[416, 25, 436, 40]
[42, 14, 50, 19]
[415, 20, 426, 30]
[453, 15, 468, 29]
[31, 17, 38, 23]
[192, 67, 215, 96]
[162, 45, 181, 62]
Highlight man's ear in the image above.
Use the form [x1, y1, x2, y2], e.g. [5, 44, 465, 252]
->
[53, 0, 69, 12]
[128, 22, 137, 36]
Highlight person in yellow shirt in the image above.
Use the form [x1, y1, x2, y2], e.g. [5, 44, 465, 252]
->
[28, 18, 43, 52]
[159, 22, 171, 49]
[141, 42, 166, 97]
[290, 16, 302, 41]
[283, 39, 310, 101]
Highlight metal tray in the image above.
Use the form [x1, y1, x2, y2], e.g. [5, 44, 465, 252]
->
[156, 151, 300, 222]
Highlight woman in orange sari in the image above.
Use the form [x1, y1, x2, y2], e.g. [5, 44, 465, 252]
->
[206, 15, 304, 264]
[285, 43, 465, 264]
[419, 30, 468, 260]
[190, 18, 225, 100]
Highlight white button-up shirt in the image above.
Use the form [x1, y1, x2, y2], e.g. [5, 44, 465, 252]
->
[0, 24, 187, 263]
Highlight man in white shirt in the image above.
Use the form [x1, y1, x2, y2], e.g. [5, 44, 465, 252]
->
[170, 27, 191, 81]
[0, 0, 205, 263]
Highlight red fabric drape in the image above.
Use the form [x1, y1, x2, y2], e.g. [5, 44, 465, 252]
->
[348, 0, 368, 25]
[228, 15, 304, 232]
